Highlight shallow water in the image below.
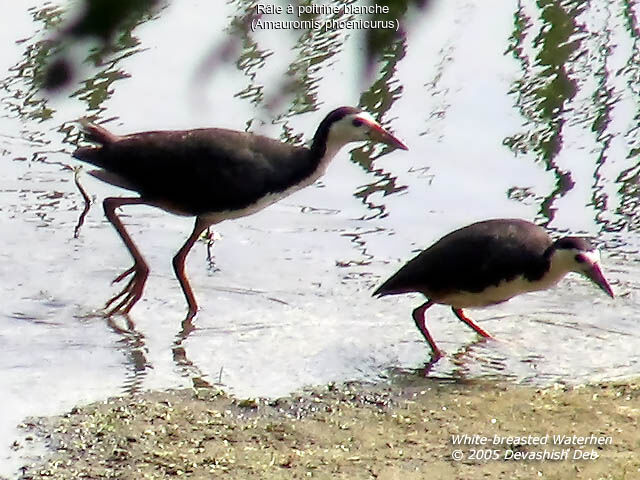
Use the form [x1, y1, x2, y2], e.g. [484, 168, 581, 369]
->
[1, 0, 639, 476]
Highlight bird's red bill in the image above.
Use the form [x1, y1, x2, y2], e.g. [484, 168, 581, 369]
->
[371, 124, 408, 150]
[585, 263, 614, 298]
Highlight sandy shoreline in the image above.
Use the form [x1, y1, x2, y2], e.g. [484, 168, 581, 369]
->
[13, 378, 640, 479]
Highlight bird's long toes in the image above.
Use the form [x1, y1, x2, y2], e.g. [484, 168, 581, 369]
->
[112, 266, 136, 285]
[106, 295, 131, 317]
[105, 286, 142, 317]
[104, 271, 147, 316]
[104, 292, 126, 311]
[107, 291, 138, 317]
[105, 276, 136, 310]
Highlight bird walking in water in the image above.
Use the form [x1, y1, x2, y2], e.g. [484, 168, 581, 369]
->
[74, 106, 408, 321]
[373, 218, 614, 360]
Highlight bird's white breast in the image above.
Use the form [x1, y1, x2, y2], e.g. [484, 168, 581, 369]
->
[437, 272, 567, 308]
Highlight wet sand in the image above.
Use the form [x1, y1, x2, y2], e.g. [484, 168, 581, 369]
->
[15, 378, 640, 479]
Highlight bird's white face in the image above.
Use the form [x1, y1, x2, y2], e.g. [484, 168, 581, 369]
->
[554, 246, 600, 273]
[552, 246, 614, 298]
[572, 248, 601, 270]
[327, 112, 408, 150]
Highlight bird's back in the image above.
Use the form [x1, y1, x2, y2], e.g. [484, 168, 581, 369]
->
[73, 125, 315, 215]
[373, 219, 553, 300]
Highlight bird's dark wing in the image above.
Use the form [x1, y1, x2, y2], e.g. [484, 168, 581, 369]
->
[73, 128, 315, 215]
[374, 219, 552, 298]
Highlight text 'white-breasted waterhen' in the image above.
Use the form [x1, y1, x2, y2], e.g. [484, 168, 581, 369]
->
[74, 106, 408, 320]
[373, 218, 614, 360]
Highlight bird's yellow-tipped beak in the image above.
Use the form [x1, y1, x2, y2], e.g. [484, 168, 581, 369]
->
[370, 123, 408, 150]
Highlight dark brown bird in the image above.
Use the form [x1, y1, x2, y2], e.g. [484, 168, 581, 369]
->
[74, 107, 407, 320]
[373, 219, 614, 360]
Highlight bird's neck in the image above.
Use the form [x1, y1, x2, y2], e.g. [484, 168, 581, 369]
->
[536, 247, 575, 289]
[308, 135, 352, 181]
[534, 263, 569, 291]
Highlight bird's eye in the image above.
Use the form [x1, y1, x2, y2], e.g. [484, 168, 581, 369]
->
[352, 118, 363, 127]
[575, 254, 586, 263]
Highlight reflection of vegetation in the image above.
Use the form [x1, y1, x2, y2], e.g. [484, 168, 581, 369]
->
[352, 37, 408, 220]
[586, 7, 615, 235]
[43, 0, 161, 90]
[222, 0, 411, 219]
[218, 0, 413, 159]
[363, 0, 430, 75]
[337, 227, 383, 268]
[46, 0, 430, 92]
[506, 0, 640, 234]
[506, 0, 583, 161]
[275, 3, 354, 147]
[505, 0, 584, 226]
[612, 1, 640, 233]
[66, 6, 162, 119]
[1, 2, 159, 134]
[283, 0, 348, 117]
[225, 1, 272, 111]
[0, 5, 66, 123]
[63, 0, 158, 41]
[227, 0, 349, 138]
[617, 164, 640, 232]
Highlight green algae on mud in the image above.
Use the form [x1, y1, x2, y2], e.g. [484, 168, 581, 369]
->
[15, 379, 640, 479]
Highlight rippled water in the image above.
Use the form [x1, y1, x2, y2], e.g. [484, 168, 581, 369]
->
[1, 0, 639, 476]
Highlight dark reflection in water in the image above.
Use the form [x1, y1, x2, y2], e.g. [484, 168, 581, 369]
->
[225, 0, 271, 112]
[106, 316, 149, 395]
[610, 2, 640, 234]
[353, 35, 408, 220]
[505, 0, 583, 225]
[198, 0, 430, 106]
[1, 4, 158, 131]
[1, 5, 65, 128]
[271, 1, 349, 116]
[221, 0, 409, 223]
[64, 5, 161, 125]
[505, 0, 640, 236]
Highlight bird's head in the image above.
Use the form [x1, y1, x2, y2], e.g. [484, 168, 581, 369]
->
[312, 106, 408, 158]
[549, 237, 614, 298]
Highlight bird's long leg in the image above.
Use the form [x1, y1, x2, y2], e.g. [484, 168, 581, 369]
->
[452, 308, 493, 338]
[102, 197, 150, 316]
[412, 300, 443, 360]
[173, 216, 210, 322]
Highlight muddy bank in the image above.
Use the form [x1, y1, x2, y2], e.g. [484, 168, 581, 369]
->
[15, 379, 640, 479]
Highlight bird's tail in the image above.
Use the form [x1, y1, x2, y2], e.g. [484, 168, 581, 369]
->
[78, 118, 117, 145]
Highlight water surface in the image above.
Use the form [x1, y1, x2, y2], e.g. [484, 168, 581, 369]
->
[1, 0, 639, 476]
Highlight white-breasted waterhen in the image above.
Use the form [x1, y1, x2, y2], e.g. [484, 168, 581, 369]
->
[373, 218, 614, 359]
[74, 106, 408, 320]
